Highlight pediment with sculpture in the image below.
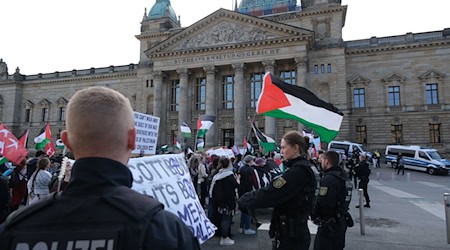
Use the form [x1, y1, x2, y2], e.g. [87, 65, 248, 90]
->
[146, 8, 313, 55]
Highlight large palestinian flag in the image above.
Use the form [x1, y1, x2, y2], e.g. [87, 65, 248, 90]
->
[34, 123, 56, 156]
[257, 73, 343, 142]
[180, 122, 192, 138]
[197, 115, 215, 138]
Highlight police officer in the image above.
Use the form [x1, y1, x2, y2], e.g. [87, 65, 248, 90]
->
[0, 87, 200, 250]
[355, 153, 371, 208]
[312, 151, 353, 250]
[238, 131, 316, 250]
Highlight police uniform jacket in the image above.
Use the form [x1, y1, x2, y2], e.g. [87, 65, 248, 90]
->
[238, 156, 315, 217]
[0, 157, 200, 250]
[314, 165, 344, 219]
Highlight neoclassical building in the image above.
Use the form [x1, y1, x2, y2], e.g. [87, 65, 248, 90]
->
[1, 0, 449, 155]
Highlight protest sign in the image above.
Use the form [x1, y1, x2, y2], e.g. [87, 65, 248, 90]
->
[206, 148, 235, 159]
[128, 154, 216, 244]
[133, 112, 160, 155]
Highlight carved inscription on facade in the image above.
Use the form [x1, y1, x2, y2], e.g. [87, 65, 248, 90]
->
[176, 21, 277, 50]
[173, 49, 280, 65]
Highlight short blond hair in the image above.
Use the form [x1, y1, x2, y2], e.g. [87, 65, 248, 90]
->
[66, 86, 134, 154]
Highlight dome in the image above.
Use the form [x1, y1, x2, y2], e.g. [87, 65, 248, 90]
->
[238, 0, 297, 15]
[148, 0, 178, 21]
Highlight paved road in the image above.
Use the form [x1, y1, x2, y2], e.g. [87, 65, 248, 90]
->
[202, 165, 450, 249]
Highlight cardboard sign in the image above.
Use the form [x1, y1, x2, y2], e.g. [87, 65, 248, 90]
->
[128, 154, 216, 244]
[132, 112, 160, 155]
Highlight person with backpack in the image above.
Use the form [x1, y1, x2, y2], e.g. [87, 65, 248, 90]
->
[312, 151, 353, 250]
[238, 131, 316, 250]
[0, 87, 200, 250]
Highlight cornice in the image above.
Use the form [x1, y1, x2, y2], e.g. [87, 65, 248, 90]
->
[149, 37, 310, 59]
[19, 72, 137, 86]
[346, 40, 450, 55]
[135, 31, 179, 40]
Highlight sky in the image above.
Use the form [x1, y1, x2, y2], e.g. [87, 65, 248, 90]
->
[0, 0, 449, 75]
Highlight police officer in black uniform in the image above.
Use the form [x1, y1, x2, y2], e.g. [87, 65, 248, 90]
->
[238, 131, 316, 250]
[312, 151, 353, 250]
[0, 87, 200, 250]
[355, 153, 371, 208]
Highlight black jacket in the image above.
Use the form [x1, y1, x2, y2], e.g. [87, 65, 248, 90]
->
[355, 161, 370, 180]
[0, 157, 200, 250]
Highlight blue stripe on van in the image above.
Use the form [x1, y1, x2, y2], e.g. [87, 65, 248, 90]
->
[385, 155, 437, 168]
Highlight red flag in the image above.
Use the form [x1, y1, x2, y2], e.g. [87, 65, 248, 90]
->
[0, 124, 28, 165]
[18, 128, 29, 148]
[243, 137, 248, 148]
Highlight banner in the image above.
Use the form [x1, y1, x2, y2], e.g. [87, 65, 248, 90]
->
[128, 154, 216, 244]
[206, 148, 235, 159]
[132, 112, 160, 155]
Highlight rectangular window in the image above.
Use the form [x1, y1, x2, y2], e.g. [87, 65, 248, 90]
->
[170, 80, 180, 111]
[388, 86, 401, 106]
[353, 88, 365, 108]
[314, 65, 318, 75]
[279, 70, 296, 85]
[25, 109, 31, 122]
[321, 64, 325, 74]
[59, 107, 66, 121]
[41, 108, 48, 122]
[356, 125, 367, 144]
[250, 73, 264, 108]
[425, 83, 439, 104]
[195, 78, 206, 111]
[146, 80, 149, 88]
[222, 76, 234, 109]
[222, 129, 234, 148]
[429, 123, 441, 143]
[391, 125, 402, 144]
[327, 64, 332, 73]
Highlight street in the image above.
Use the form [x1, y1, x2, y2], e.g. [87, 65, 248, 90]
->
[202, 165, 450, 249]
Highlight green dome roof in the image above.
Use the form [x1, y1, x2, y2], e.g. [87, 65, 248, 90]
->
[148, 0, 178, 21]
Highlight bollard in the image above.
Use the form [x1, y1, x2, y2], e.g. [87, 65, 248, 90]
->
[391, 172, 395, 181]
[445, 193, 450, 244]
[359, 189, 365, 235]
[407, 173, 411, 182]
[376, 172, 380, 181]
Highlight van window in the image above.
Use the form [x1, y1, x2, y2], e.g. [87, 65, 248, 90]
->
[419, 152, 430, 160]
[330, 143, 349, 151]
[387, 148, 415, 158]
[427, 151, 442, 160]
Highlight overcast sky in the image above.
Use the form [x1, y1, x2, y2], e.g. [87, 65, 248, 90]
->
[0, 0, 448, 75]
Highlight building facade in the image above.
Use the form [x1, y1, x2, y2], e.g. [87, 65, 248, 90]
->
[1, 0, 449, 155]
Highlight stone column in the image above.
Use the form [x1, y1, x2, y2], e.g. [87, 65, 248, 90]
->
[204, 66, 217, 147]
[152, 71, 164, 145]
[177, 68, 190, 134]
[233, 63, 246, 146]
[295, 57, 308, 131]
[262, 60, 277, 141]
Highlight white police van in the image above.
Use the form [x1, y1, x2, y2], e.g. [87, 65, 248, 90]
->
[327, 141, 372, 159]
[385, 145, 450, 175]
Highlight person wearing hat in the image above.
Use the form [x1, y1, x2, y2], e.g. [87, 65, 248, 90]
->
[237, 155, 259, 235]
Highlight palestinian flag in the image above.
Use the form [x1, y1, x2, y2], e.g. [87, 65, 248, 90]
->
[244, 137, 254, 154]
[18, 129, 29, 148]
[196, 138, 205, 151]
[180, 122, 192, 138]
[0, 156, 7, 165]
[34, 123, 56, 156]
[56, 139, 65, 149]
[161, 145, 168, 152]
[197, 115, 215, 138]
[257, 73, 343, 143]
[251, 122, 276, 152]
[174, 137, 181, 150]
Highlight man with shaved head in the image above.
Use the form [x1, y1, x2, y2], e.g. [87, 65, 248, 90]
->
[0, 87, 200, 249]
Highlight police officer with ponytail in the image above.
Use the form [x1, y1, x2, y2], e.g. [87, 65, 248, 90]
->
[238, 131, 316, 250]
[312, 151, 353, 250]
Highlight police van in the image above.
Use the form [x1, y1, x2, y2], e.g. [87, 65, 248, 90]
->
[327, 141, 372, 159]
[385, 145, 450, 175]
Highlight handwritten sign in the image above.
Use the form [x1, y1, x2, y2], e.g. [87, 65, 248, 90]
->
[128, 154, 216, 244]
[132, 112, 160, 155]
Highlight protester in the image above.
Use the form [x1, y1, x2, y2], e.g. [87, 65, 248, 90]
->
[188, 156, 199, 193]
[8, 160, 28, 212]
[210, 157, 239, 246]
[0, 175, 9, 224]
[238, 131, 316, 250]
[49, 159, 73, 193]
[238, 155, 259, 235]
[0, 86, 200, 249]
[197, 155, 209, 208]
[25, 150, 46, 179]
[313, 151, 353, 250]
[27, 157, 52, 205]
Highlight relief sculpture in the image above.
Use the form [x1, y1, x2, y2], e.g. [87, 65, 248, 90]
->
[176, 21, 277, 50]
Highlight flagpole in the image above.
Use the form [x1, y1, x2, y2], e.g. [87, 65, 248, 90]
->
[194, 117, 199, 152]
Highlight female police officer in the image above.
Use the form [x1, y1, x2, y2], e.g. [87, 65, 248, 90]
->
[238, 131, 316, 250]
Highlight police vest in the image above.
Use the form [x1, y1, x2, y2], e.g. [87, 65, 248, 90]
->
[1, 186, 163, 250]
[327, 171, 353, 216]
